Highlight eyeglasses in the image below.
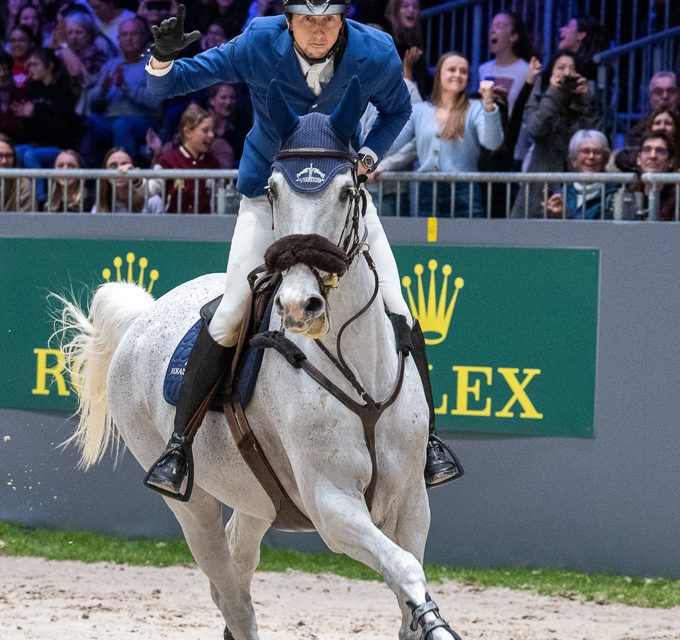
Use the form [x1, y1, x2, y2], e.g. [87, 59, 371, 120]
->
[651, 87, 679, 97]
[577, 147, 605, 156]
[0, 152, 15, 160]
[640, 145, 670, 156]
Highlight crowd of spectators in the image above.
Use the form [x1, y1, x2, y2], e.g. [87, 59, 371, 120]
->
[0, 0, 677, 217]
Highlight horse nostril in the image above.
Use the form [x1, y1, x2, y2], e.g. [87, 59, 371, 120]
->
[304, 295, 325, 316]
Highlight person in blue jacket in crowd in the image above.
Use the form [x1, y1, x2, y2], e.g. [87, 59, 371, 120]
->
[143, 0, 463, 500]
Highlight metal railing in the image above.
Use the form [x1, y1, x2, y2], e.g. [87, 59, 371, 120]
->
[0, 168, 240, 215]
[372, 171, 680, 221]
[594, 26, 680, 141]
[1, 169, 679, 221]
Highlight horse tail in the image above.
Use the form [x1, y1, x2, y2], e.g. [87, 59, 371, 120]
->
[53, 282, 155, 469]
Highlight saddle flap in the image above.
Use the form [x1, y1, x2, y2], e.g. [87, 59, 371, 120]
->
[163, 275, 281, 411]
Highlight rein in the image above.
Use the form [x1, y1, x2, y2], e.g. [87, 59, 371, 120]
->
[264, 150, 405, 508]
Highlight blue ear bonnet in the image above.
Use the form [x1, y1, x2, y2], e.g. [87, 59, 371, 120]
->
[272, 112, 354, 193]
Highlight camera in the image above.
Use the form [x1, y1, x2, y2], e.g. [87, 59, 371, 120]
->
[561, 75, 579, 92]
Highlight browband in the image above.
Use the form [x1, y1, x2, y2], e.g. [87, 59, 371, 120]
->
[274, 148, 356, 162]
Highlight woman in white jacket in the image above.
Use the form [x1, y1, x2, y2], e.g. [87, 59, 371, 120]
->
[377, 51, 503, 217]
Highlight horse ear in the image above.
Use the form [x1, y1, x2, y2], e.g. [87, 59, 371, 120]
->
[267, 79, 299, 141]
[329, 76, 363, 144]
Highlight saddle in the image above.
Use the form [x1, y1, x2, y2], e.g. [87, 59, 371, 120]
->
[163, 269, 315, 531]
[163, 269, 280, 412]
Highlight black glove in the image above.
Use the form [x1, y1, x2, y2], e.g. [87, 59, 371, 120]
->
[149, 4, 201, 62]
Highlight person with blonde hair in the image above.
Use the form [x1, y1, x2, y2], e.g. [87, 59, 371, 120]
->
[0, 133, 32, 212]
[376, 51, 503, 217]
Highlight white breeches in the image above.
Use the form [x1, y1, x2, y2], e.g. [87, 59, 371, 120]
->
[208, 191, 411, 347]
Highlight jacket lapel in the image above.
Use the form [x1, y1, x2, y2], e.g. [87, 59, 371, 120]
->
[274, 30, 316, 102]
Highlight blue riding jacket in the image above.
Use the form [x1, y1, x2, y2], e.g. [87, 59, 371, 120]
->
[146, 16, 412, 198]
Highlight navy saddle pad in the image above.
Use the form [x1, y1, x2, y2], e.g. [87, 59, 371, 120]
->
[163, 295, 274, 411]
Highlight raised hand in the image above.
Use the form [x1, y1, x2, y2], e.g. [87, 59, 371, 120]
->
[402, 46, 422, 81]
[526, 56, 542, 85]
[149, 4, 200, 62]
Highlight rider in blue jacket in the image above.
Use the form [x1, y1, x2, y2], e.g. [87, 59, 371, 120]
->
[143, 1, 463, 500]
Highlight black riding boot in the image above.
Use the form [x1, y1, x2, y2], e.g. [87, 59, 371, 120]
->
[144, 323, 234, 501]
[411, 321, 464, 487]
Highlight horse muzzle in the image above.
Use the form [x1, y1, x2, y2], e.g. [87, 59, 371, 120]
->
[275, 284, 330, 338]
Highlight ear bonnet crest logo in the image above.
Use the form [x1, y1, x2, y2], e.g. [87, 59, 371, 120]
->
[295, 162, 326, 184]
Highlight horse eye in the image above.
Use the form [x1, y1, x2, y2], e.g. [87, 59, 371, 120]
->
[339, 186, 351, 202]
[267, 184, 278, 201]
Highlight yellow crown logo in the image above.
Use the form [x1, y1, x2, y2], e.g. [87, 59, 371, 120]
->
[102, 252, 159, 294]
[402, 260, 464, 346]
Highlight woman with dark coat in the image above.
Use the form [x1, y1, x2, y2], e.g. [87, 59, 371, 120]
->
[511, 50, 604, 218]
[382, 0, 432, 100]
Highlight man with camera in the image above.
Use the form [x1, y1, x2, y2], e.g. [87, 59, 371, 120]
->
[142, 1, 463, 500]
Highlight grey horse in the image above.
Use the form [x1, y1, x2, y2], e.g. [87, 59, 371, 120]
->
[56, 80, 461, 640]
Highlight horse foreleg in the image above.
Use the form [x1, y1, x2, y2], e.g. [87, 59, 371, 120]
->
[311, 488, 448, 639]
[391, 483, 442, 640]
[164, 487, 261, 640]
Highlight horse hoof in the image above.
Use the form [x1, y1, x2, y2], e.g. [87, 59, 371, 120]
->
[224, 627, 235, 640]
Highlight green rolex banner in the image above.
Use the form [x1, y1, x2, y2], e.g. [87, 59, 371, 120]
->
[0, 238, 599, 438]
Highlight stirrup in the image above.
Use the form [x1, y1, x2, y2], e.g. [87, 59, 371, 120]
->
[425, 433, 464, 488]
[143, 436, 194, 502]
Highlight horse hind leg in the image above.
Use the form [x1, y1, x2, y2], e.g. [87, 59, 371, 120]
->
[164, 486, 264, 639]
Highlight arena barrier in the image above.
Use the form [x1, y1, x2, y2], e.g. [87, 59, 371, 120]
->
[2, 208, 680, 579]
[1, 168, 679, 220]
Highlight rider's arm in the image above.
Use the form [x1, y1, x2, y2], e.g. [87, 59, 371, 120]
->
[146, 31, 250, 99]
[361, 48, 413, 161]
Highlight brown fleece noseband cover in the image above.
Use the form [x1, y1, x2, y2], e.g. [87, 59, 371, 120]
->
[265, 233, 350, 276]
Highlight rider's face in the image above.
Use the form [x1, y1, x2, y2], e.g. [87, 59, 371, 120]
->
[287, 14, 342, 60]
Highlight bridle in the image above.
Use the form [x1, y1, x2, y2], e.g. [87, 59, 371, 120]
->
[268, 147, 368, 282]
[258, 146, 407, 510]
